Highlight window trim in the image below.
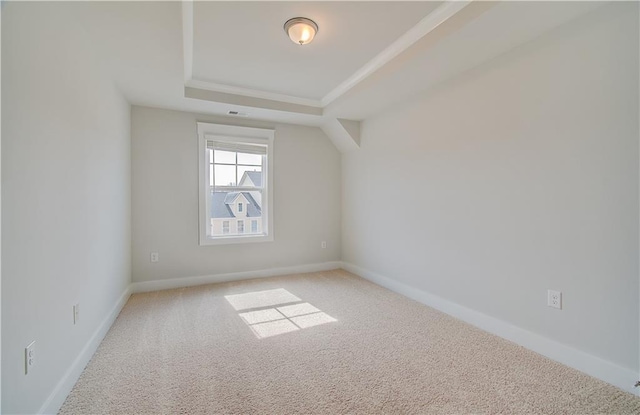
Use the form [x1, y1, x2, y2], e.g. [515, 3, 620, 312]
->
[197, 122, 274, 246]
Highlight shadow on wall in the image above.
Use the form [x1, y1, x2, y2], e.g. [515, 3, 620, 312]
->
[225, 288, 337, 339]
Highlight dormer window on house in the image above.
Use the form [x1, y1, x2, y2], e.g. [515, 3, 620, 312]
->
[197, 123, 274, 245]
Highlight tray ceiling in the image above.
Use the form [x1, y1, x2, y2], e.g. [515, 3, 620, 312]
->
[191, 1, 441, 101]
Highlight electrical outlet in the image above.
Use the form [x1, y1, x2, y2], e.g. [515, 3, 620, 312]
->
[150, 252, 159, 263]
[73, 303, 80, 324]
[321, 241, 327, 249]
[547, 289, 562, 309]
[25, 341, 35, 375]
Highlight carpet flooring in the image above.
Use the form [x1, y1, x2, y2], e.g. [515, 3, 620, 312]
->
[59, 269, 640, 414]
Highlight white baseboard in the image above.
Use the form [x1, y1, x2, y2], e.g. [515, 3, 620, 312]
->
[131, 261, 343, 293]
[341, 261, 639, 396]
[38, 286, 132, 415]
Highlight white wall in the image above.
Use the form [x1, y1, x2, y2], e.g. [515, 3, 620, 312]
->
[131, 106, 341, 283]
[2, 3, 131, 414]
[343, 2, 639, 373]
[1, 3, 3, 410]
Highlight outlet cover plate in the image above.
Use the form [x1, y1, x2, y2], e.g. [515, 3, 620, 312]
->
[547, 289, 562, 309]
[25, 341, 35, 375]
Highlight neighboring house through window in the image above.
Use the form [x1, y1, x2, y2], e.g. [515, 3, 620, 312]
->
[197, 122, 274, 245]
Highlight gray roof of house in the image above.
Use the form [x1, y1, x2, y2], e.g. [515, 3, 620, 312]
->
[211, 192, 234, 218]
[224, 192, 241, 204]
[244, 171, 262, 187]
[210, 191, 261, 219]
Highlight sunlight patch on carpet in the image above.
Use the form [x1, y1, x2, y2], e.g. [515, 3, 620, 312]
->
[290, 312, 337, 329]
[227, 290, 337, 339]
[277, 302, 320, 317]
[250, 319, 300, 338]
[239, 308, 286, 325]
[225, 288, 302, 311]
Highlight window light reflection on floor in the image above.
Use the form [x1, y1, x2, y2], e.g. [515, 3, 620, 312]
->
[225, 289, 337, 339]
[225, 288, 302, 311]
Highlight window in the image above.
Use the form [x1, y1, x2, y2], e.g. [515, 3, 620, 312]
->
[198, 122, 274, 245]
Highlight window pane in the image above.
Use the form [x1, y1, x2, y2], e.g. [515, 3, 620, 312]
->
[237, 152, 262, 166]
[214, 150, 236, 164]
[199, 123, 272, 244]
[237, 166, 262, 186]
[214, 165, 236, 186]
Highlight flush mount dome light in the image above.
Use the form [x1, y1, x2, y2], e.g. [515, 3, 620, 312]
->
[284, 17, 318, 45]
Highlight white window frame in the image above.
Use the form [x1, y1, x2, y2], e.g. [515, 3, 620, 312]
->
[198, 122, 274, 245]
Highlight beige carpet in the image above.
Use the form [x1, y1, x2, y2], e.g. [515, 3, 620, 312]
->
[60, 269, 640, 414]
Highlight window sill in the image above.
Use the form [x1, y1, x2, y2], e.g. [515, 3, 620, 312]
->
[199, 234, 274, 246]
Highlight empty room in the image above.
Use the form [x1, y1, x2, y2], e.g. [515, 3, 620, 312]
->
[2, 0, 640, 413]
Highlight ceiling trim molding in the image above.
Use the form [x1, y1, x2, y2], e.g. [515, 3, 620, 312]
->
[181, 0, 322, 109]
[182, 0, 193, 83]
[320, 0, 472, 107]
[186, 79, 323, 108]
[185, 86, 323, 116]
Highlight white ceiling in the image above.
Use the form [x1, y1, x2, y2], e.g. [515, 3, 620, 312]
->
[192, 1, 440, 101]
[46, 1, 607, 148]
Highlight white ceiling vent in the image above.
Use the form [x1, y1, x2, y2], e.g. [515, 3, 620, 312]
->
[227, 110, 249, 117]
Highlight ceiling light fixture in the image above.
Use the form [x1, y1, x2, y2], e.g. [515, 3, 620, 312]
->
[284, 17, 318, 45]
